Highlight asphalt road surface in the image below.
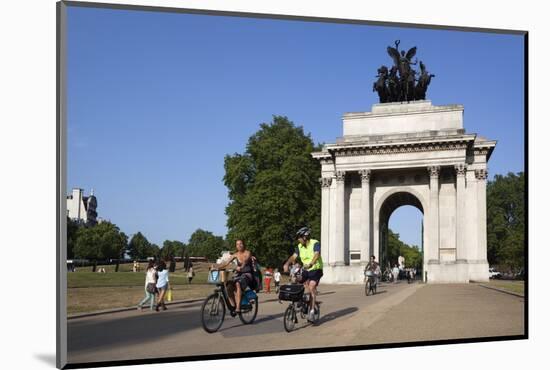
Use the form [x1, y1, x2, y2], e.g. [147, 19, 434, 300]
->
[67, 281, 524, 365]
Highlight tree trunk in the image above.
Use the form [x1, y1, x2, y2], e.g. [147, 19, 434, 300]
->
[185, 253, 190, 272]
[92, 260, 97, 272]
[169, 259, 176, 273]
[115, 260, 120, 272]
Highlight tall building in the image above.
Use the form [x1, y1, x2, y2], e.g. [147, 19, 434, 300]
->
[67, 188, 98, 225]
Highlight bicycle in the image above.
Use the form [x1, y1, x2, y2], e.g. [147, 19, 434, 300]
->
[279, 284, 321, 332]
[201, 269, 259, 333]
[278, 266, 321, 332]
[364, 270, 377, 296]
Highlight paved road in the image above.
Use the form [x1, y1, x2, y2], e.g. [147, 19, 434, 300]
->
[67, 282, 524, 364]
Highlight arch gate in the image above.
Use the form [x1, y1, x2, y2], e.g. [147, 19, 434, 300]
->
[313, 100, 495, 284]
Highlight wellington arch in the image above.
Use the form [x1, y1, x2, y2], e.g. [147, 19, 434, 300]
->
[312, 100, 496, 283]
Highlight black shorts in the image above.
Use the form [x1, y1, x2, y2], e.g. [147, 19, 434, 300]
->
[233, 272, 253, 290]
[303, 269, 323, 285]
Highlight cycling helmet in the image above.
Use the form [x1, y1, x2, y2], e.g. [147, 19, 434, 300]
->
[296, 226, 311, 239]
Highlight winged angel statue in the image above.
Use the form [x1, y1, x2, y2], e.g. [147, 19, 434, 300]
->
[373, 40, 435, 103]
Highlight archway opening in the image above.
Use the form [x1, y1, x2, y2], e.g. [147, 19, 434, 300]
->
[379, 192, 424, 280]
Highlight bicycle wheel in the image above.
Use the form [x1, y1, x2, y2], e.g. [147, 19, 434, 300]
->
[239, 297, 258, 325]
[283, 305, 296, 332]
[201, 293, 225, 333]
[313, 302, 321, 322]
[365, 281, 371, 296]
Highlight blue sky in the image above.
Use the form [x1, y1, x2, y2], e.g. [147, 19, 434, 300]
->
[67, 6, 524, 248]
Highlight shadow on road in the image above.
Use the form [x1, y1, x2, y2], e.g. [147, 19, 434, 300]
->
[315, 307, 358, 326]
[218, 312, 286, 333]
[68, 305, 204, 353]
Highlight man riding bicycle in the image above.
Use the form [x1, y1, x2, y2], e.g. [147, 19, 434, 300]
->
[364, 255, 381, 286]
[212, 239, 253, 314]
[283, 227, 323, 322]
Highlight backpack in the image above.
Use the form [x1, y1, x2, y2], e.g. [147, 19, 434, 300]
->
[251, 257, 263, 292]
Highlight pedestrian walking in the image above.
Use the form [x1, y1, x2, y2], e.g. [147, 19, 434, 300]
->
[187, 264, 195, 284]
[274, 268, 281, 293]
[155, 260, 171, 311]
[392, 264, 399, 283]
[137, 261, 157, 311]
[264, 267, 273, 293]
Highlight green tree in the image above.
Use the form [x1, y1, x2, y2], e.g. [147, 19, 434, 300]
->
[224, 116, 322, 267]
[67, 217, 81, 259]
[384, 229, 423, 270]
[150, 243, 161, 259]
[187, 229, 227, 262]
[161, 240, 186, 260]
[74, 222, 128, 272]
[127, 232, 152, 260]
[487, 172, 525, 272]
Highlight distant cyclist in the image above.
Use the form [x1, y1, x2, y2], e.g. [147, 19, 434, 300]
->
[283, 227, 323, 322]
[364, 255, 381, 287]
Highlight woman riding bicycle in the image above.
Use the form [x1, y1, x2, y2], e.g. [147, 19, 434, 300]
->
[212, 239, 253, 314]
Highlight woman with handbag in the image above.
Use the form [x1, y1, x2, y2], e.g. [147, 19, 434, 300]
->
[137, 260, 157, 311]
[155, 260, 171, 311]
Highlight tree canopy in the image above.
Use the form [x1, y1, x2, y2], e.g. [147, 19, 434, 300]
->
[386, 229, 423, 269]
[487, 172, 525, 271]
[127, 232, 155, 260]
[67, 217, 80, 259]
[223, 116, 322, 267]
[161, 240, 186, 259]
[186, 229, 227, 261]
[73, 221, 128, 264]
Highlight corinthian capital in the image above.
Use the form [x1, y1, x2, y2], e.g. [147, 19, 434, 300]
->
[454, 163, 467, 176]
[427, 165, 440, 178]
[335, 171, 346, 182]
[319, 177, 333, 188]
[475, 168, 488, 180]
[359, 169, 371, 183]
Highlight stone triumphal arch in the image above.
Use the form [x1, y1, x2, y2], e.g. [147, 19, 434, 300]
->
[312, 100, 495, 283]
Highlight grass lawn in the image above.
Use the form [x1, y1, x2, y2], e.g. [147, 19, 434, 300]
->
[483, 280, 524, 296]
[68, 284, 214, 315]
[67, 262, 292, 314]
[67, 262, 214, 314]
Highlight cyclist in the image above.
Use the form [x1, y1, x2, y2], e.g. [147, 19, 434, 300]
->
[283, 227, 323, 322]
[364, 255, 381, 288]
[212, 239, 253, 314]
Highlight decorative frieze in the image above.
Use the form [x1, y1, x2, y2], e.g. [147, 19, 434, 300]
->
[475, 168, 488, 180]
[358, 169, 371, 183]
[319, 177, 333, 188]
[427, 165, 440, 178]
[335, 171, 346, 182]
[332, 141, 469, 157]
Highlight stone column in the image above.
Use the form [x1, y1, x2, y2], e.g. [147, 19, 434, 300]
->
[455, 163, 467, 262]
[334, 170, 346, 266]
[475, 168, 488, 261]
[427, 166, 440, 264]
[359, 169, 371, 264]
[319, 177, 332, 266]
